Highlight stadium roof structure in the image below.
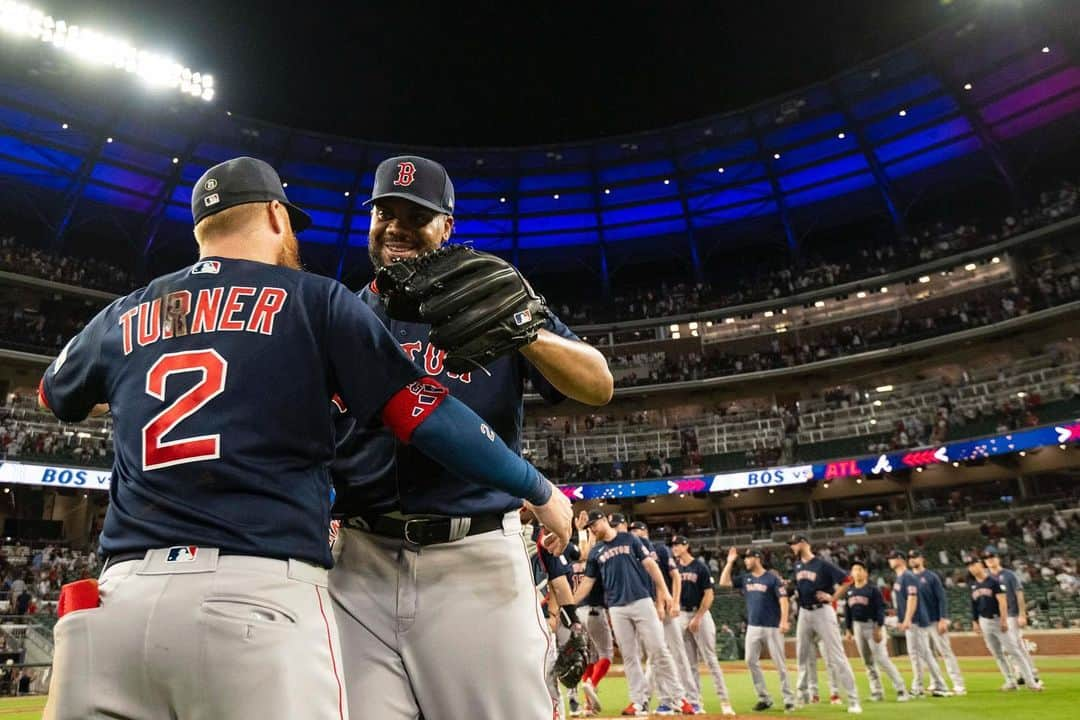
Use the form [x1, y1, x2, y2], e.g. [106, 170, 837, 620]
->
[0, 1, 1077, 289]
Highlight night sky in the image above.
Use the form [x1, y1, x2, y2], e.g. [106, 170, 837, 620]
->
[46, 0, 967, 145]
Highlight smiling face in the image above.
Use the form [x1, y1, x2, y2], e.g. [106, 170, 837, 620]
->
[368, 196, 453, 268]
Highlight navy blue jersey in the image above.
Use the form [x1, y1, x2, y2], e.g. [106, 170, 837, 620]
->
[991, 569, 1023, 617]
[893, 569, 929, 627]
[915, 569, 948, 622]
[653, 543, 677, 593]
[792, 556, 848, 609]
[971, 575, 1005, 620]
[531, 523, 573, 588]
[733, 571, 786, 628]
[845, 584, 886, 629]
[584, 563, 607, 608]
[40, 258, 423, 568]
[585, 532, 653, 608]
[331, 285, 577, 517]
[677, 558, 713, 612]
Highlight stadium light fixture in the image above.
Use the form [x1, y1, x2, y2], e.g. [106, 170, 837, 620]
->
[663, 179, 670, 185]
[763, 310, 774, 318]
[873, 400, 882, 407]
[60, 121, 67, 128]
[822, 483, 829, 489]
[915, 467, 923, 473]
[856, 291, 866, 298]
[281, 181, 288, 188]
[838, 132, 846, 139]
[733, 491, 740, 497]
[552, 193, 559, 200]
[898, 109, 907, 117]
[106, 136, 113, 143]
[875, 385, 894, 393]
[717, 167, 725, 173]
[724, 317, 735, 324]
[0, 1, 216, 101]
[1019, 451, 1027, 457]
[1042, 46, 1050, 53]
[918, 275, 930, 283]
[963, 83, 973, 91]
[773, 152, 781, 160]
[1062, 444, 1069, 451]
[604, 188, 611, 194]
[869, 419, 877, 425]
[499, 197, 506, 203]
[171, 157, 179, 164]
[991, 256, 1001, 264]
[814, 300, 825, 308]
[880, 286, 888, 293]
[964, 263, 977, 271]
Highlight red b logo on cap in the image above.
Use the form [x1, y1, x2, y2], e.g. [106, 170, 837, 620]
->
[393, 161, 417, 187]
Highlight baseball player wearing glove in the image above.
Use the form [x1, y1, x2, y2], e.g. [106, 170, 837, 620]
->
[330, 156, 613, 720]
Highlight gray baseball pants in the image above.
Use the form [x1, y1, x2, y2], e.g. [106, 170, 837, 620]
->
[578, 605, 614, 661]
[978, 616, 1037, 686]
[677, 610, 731, 704]
[851, 621, 906, 697]
[905, 625, 948, 693]
[926, 626, 966, 691]
[645, 614, 698, 704]
[330, 513, 555, 720]
[795, 605, 858, 704]
[805, 639, 840, 697]
[1006, 617, 1039, 679]
[610, 597, 683, 707]
[45, 549, 348, 720]
[743, 624, 794, 707]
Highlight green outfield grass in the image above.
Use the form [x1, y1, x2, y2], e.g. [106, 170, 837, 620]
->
[582, 657, 1080, 718]
[4, 658, 1079, 718]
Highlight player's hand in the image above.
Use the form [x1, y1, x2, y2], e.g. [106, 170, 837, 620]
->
[899, 620, 911, 632]
[1018, 615, 1027, 628]
[844, 630, 853, 641]
[873, 627, 883, 644]
[937, 619, 949, 635]
[726, 546, 739, 563]
[528, 482, 572, 555]
[689, 616, 702, 634]
[815, 591, 833, 603]
[575, 510, 590, 531]
[779, 619, 790, 634]
[972, 621, 981, 635]
[1000, 618, 1009, 632]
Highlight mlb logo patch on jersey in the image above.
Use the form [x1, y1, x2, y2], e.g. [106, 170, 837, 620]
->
[513, 309, 532, 326]
[166, 546, 199, 563]
[191, 260, 221, 276]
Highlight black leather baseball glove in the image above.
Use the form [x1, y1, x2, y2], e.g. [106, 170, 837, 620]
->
[375, 245, 550, 373]
[553, 623, 590, 689]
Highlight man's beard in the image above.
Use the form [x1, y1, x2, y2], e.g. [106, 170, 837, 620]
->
[368, 231, 441, 269]
[278, 232, 303, 270]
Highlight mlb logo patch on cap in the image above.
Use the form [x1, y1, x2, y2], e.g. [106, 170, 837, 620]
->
[191, 260, 221, 275]
[513, 309, 532, 326]
[166, 546, 199, 563]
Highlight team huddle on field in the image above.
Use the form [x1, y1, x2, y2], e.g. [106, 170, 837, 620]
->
[533, 516, 1044, 717]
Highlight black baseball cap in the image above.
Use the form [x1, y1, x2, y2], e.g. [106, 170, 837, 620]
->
[744, 548, 764, 559]
[886, 549, 906, 560]
[967, 556, 985, 565]
[671, 535, 689, 546]
[981, 548, 1000, 559]
[629, 521, 648, 531]
[609, 513, 627, 526]
[850, 558, 867, 569]
[787, 534, 809, 545]
[192, 157, 311, 231]
[585, 510, 606, 528]
[907, 549, 924, 559]
[365, 155, 455, 215]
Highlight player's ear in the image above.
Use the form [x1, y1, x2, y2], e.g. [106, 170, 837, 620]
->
[267, 201, 287, 235]
[441, 214, 454, 242]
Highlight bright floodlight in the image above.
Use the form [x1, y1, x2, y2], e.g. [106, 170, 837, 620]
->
[0, 1, 216, 101]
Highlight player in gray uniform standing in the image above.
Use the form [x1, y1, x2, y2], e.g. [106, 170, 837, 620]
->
[718, 545, 793, 713]
[788, 534, 862, 713]
[887, 550, 951, 697]
[908, 549, 966, 695]
[573, 512, 692, 716]
[968, 555, 1042, 691]
[983, 548, 1041, 686]
[843, 559, 909, 703]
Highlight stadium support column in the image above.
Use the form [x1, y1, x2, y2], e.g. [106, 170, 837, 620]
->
[666, 137, 704, 284]
[753, 132, 798, 256]
[830, 83, 907, 237]
[334, 171, 367, 282]
[1016, 474, 1029, 501]
[933, 61, 1019, 204]
[589, 153, 612, 298]
[139, 134, 203, 280]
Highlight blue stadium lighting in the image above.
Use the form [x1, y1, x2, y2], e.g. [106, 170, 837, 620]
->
[0, 0, 215, 100]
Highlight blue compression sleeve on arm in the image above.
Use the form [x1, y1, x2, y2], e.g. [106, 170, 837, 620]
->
[405, 393, 552, 505]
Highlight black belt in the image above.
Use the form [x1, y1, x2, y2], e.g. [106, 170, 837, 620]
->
[348, 513, 505, 547]
[802, 603, 825, 610]
[102, 549, 240, 572]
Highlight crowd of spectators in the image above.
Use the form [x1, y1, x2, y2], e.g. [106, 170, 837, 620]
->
[1, 396, 112, 468]
[0, 236, 133, 294]
[556, 177, 1080, 324]
[0, 543, 100, 617]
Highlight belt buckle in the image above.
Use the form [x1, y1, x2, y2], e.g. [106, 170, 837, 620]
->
[403, 519, 425, 548]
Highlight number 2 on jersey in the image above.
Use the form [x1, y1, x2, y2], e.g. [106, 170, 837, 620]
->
[142, 349, 228, 471]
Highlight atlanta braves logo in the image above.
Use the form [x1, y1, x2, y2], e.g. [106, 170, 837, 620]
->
[394, 161, 417, 187]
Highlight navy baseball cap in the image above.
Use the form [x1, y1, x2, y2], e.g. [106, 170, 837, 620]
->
[849, 558, 867, 569]
[744, 548, 764, 559]
[787, 534, 809, 545]
[671, 535, 689, 546]
[981, 548, 1000, 559]
[907, 549, 924, 559]
[886, 549, 906, 559]
[365, 155, 455, 215]
[609, 513, 627, 526]
[585, 510, 606, 528]
[629, 521, 648, 531]
[192, 157, 311, 231]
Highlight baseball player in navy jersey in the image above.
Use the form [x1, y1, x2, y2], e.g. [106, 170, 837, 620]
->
[908, 549, 966, 694]
[36, 157, 571, 720]
[788, 534, 862, 713]
[719, 545, 793, 712]
[983, 548, 1041, 686]
[573, 513, 614, 711]
[843, 559, 910, 702]
[887, 550, 951, 697]
[328, 155, 612, 720]
[573, 511, 693, 716]
[629, 521, 701, 712]
[968, 555, 1042, 691]
[667, 538, 733, 715]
